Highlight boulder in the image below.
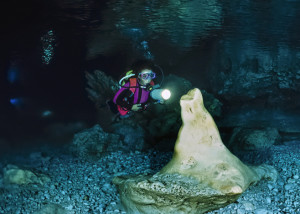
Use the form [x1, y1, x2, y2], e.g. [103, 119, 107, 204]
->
[33, 203, 70, 214]
[3, 164, 50, 185]
[228, 127, 281, 151]
[113, 88, 277, 214]
[69, 124, 122, 158]
[69, 123, 147, 158]
[111, 121, 146, 151]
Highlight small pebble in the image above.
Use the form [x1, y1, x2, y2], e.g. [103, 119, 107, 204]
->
[285, 184, 294, 191]
[267, 183, 273, 190]
[255, 208, 269, 214]
[243, 202, 255, 211]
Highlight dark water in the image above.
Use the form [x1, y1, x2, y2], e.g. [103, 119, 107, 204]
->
[1, 0, 300, 147]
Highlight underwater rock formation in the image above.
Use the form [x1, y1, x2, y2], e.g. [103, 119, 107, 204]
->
[111, 121, 146, 151]
[228, 127, 281, 151]
[113, 88, 277, 214]
[69, 124, 121, 158]
[85, 70, 119, 108]
[210, 41, 300, 111]
[3, 164, 50, 185]
[69, 124, 147, 158]
[33, 203, 69, 214]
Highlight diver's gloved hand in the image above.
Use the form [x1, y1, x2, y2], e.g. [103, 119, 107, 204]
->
[131, 104, 143, 111]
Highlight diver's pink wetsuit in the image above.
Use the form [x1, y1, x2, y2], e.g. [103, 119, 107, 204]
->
[113, 80, 151, 115]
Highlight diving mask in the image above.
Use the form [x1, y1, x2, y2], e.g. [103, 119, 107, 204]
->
[138, 71, 156, 80]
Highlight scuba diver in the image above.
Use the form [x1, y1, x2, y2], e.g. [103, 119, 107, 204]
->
[107, 60, 170, 119]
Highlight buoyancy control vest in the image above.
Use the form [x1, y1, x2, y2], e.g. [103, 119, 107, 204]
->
[115, 76, 154, 116]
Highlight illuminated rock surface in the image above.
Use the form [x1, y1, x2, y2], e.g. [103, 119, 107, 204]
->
[113, 88, 277, 214]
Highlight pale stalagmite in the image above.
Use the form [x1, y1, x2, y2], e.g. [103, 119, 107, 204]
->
[113, 88, 277, 214]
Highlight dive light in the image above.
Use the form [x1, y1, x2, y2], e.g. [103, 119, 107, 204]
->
[150, 88, 171, 103]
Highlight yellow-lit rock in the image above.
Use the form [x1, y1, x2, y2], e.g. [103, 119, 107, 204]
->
[160, 88, 259, 193]
[113, 88, 277, 214]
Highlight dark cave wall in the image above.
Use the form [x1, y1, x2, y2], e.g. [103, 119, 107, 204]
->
[207, 40, 300, 111]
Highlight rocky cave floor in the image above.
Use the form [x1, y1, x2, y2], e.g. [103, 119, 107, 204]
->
[0, 140, 299, 214]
